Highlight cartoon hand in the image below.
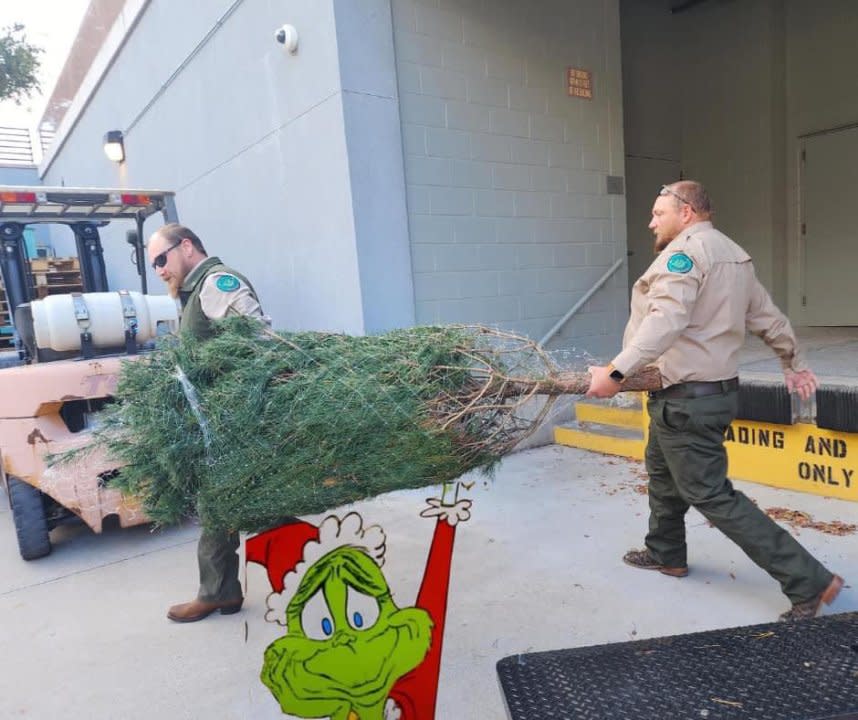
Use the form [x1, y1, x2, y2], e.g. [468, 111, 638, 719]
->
[388, 607, 433, 645]
[260, 639, 293, 704]
[420, 497, 472, 526]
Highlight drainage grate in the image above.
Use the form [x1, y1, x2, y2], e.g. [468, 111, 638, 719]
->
[497, 612, 858, 719]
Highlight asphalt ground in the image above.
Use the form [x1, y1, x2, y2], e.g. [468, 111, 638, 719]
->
[0, 444, 854, 719]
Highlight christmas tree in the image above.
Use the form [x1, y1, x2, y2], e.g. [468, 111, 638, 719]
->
[70, 318, 657, 532]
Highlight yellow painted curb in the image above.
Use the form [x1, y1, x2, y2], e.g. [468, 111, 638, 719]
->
[555, 406, 858, 503]
[554, 425, 644, 460]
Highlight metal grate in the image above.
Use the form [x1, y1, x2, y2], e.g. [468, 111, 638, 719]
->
[497, 612, 858, 719]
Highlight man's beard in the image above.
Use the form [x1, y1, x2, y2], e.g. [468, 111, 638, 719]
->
[653, 235, 672, 252]
[166, 275, 182, 298]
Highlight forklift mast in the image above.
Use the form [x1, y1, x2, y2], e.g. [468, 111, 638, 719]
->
[0, 222, 32, 320]
[73, 222, 109, 293]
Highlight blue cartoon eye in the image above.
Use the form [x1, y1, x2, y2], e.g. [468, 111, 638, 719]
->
[346, 587, 379, 631]
[301, 589, 335, 641]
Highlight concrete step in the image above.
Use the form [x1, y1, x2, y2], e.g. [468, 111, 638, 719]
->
[555, 419, 645, 460]
[574, 401, 645, 430]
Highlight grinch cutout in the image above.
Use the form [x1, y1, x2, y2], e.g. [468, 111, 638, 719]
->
[247, 490, 472, 720]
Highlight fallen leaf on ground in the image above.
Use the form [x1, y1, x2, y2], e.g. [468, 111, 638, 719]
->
[765, 506, 857, 536]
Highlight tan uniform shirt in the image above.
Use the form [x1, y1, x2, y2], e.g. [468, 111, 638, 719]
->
[612, 221, 807, 386]
[199, 271, 265, 321]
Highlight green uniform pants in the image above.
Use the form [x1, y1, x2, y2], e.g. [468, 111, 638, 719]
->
[197, 528, 242, 603]
[644, 390, 832, 604]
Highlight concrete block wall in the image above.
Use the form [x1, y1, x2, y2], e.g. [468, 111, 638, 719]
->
[392, 0, 629, 357]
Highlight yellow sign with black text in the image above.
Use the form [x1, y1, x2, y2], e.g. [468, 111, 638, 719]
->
[555, 400, 858, 503]
[724, 420, 857, 502]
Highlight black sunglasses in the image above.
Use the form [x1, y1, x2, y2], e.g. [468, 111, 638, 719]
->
[151, 241, 182, 270]
[658, 185, 696, 212]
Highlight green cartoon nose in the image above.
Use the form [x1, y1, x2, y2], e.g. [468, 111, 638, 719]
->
[332, 630, 356, 647]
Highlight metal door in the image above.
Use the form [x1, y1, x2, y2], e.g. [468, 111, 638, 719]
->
[801, 125, 858, 325]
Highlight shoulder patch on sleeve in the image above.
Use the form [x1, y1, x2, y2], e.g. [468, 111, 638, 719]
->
[666, 253, 694, 274]
[214, 274, 241, 292]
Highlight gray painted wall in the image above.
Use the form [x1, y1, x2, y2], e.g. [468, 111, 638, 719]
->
[392, 0, 629, 357]
[334, 0, 415, 333]
[0, 166, 40, 185]
[39, 0, 631, 355]
[41, 0, 413, 335]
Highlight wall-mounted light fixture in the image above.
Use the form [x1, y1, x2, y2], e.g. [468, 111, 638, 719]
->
[103, 130, 125, 163]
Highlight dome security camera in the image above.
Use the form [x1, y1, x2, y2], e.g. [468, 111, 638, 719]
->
[275, 24, 299, 54]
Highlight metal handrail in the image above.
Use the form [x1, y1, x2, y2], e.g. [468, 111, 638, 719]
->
[538, 257, 626, 347]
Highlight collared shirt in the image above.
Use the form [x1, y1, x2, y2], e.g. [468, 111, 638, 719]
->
[612, 221, 807, 387]
[178, 256, 265, 340]
[180, 257, 263, 321]
[199, 271, 263, 320]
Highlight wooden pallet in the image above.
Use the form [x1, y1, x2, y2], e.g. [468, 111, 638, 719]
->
[30, 256, 83, 298]
[29, 256, 80, 273]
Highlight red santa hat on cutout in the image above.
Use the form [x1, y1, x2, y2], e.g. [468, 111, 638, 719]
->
[246, 513, 386, 628]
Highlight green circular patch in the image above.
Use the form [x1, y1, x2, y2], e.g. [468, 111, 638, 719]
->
[215, 274, 241, 292]
[666, 253, 693, 274]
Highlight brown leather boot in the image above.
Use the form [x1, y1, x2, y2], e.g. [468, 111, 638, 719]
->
[167, 597, 243, 623]
[623, 548, 689, 577]
[779, 575, 844, 622]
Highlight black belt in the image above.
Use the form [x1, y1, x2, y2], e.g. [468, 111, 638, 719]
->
[649, 377, 739, 400]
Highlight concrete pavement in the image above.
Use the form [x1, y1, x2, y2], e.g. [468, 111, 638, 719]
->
[1, 444, 855, 719]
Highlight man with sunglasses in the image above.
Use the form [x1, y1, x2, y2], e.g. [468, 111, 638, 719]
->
[587, 181, 843, 622]
[147, 223, 265, 623]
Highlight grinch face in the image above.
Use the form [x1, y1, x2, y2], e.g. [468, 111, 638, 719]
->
[261, 547, 432, 719]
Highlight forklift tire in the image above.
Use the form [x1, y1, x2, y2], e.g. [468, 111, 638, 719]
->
[8, 476, 52, 560]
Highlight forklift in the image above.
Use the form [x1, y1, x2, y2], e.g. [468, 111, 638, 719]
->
[0, 186, 180, 559]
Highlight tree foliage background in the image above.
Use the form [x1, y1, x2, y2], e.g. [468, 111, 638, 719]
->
[0, 24, 42, 105]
